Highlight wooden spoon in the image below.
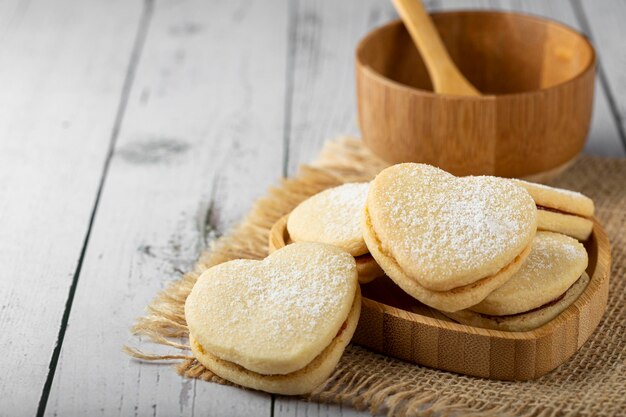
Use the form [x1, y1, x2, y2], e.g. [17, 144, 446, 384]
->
[392, 0, 480, 95]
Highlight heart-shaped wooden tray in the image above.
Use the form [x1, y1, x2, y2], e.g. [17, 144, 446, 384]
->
[269, 215, 611, 381]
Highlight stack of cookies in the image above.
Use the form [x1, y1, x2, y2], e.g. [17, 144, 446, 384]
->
[364, 163, 538, 312]
[185, 162, 594, 395]
[513, 179, 595, 241]
[185, 242, 360, 395]
[363, 164, 591, 324]
[363, 163, 591, 329]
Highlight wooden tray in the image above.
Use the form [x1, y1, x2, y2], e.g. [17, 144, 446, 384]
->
[269, 216, 611, 381]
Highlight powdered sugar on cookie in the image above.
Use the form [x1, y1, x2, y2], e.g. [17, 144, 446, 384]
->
[287, 183, 370, 256]
[185, 242, 358, 373]
[469, 231, 588, 315]
[513, 179, 586, 199]
[369, 164, 537, 291]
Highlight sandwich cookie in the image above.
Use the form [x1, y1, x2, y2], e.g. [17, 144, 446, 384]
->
[185, 242, 360, 395]
[363, 163, 537, 312]
[286, 182, 383, 283]
[442, 232, 589, 331]
[513, 179, 595, 241]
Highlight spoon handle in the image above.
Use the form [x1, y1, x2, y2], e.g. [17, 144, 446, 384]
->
[392, 0, 480, 96]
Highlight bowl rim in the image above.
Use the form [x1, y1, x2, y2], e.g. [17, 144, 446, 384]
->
[355, 10, 597, 99]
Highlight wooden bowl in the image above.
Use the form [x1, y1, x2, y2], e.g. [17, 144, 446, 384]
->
[356, 11, 596, 179]
[268, 215, 385, 284]
[268, 218, 610, 380]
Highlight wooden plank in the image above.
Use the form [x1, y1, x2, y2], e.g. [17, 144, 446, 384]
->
[285, 0, 399, 173]
[436, 0, 625, 157]
[0, 0, 142, 415]
[277, 1, 393, 415]
[275, 399, 372, 417]
[44, 0, 288, 415]
[577, 0, 626, 154]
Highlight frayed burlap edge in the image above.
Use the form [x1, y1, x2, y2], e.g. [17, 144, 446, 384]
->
[126, 137, 626, 417]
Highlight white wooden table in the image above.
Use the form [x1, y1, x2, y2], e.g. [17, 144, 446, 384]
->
[1, 1, 624, 416]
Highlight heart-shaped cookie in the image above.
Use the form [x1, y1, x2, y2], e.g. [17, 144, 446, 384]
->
[443, 231, 589, 331]
[513, 179, 595, 241]
[363, 163, 536, 312]
[287, 182, 370, 256]
[185, 242, 360, 394]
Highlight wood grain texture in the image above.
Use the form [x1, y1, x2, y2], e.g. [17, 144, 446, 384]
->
[0, 0, 142, 415]
[578, 0, 626, 153]
[436, 0, 626, 157]
[43, 0, 288, 415]
[357, 11, 596, 177]
[350, 220, 610, 380]
[275, 399, 371, 417]
[285, 0, 398, 174]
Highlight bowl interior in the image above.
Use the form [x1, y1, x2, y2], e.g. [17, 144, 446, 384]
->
[358, 11, 594, 95]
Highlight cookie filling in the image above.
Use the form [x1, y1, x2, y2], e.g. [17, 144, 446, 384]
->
[478, 276, 581, 320]
[537, 205, 587, 219]
[355, 253, 374, 262]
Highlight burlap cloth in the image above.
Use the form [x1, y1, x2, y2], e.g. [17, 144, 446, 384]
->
[126, 137, 626, 416]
